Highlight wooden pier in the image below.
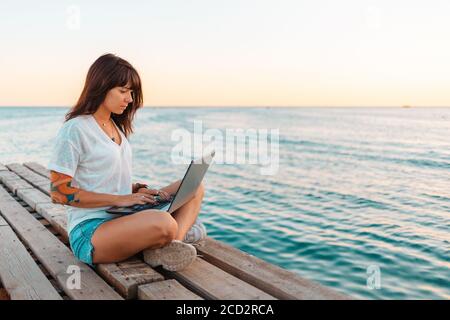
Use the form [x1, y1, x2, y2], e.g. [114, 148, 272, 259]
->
[0, 162, 349, 300]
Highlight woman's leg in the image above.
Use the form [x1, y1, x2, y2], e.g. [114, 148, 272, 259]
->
[91, 210, 178, 264]
[161, 181, 205, 241]
[91, 182, 205, 264]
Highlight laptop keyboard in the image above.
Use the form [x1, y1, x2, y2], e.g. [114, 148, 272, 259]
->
[131, 196, 173, 212]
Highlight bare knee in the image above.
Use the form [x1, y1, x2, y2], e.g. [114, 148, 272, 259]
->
[156, 213, 178, 245]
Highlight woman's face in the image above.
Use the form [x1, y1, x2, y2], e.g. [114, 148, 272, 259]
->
[102, 85, 134, 114]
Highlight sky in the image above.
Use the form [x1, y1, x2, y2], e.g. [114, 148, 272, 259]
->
[0, 0, 449, 107]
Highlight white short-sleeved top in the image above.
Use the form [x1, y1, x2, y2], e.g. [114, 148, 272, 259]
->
[47, 115, 132, 235]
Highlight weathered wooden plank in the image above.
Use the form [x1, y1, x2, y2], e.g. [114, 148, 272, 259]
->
[35, 192, 166, 300]
[49, 215, 68, 238]
[138, 279, 203, 300]
[0, 215, 9, 226]
[97, 258, 165, 299]
[0, 224, 62, 300]
[3, 178, 34, 195]
[20, 170, 48, 186]
[23, 162, 50, 179]
[0, 185, 122, 300]
[6, 163, 30, 175]
[22, 167, 48, 183]
[17, 188, 52, 210]
[0, 170, 21, 183]
[35, 203, 68, 239]
[161, 258, 276, 300]
[35, 182, 50, 196]
[5, 163, 31, 178]
[6, 164, 49, 188]
[10, 163, 50, 195]
[4, 163, 24, 172]
[36, 202, 66, 217]
[2, 171, 66, 239]
[11, 164, 174, 299]
[197, 238, 349, 300]
[0, 163, 8, 171]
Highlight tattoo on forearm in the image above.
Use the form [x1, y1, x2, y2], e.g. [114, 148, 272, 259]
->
[50, 171, 80, 205]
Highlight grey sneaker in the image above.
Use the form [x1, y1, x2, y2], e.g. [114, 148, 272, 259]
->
[183, 220, 207, 244]
[143, 240, 197, 271]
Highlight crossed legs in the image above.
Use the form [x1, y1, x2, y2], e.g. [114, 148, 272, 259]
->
[91, 182, 204, 264]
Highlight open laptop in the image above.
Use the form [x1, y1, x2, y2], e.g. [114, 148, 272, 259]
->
[106, 151, 215, 215]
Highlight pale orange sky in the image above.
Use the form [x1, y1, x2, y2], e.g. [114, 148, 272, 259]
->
[1, 0, 450, 107]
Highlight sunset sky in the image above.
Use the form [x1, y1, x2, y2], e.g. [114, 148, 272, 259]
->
[1, 0, 449, 107]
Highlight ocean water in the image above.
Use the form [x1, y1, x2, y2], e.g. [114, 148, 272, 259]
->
[0, 107, 449, 300]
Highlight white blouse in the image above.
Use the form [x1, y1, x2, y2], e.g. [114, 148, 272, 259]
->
[48, 115, 132, 234]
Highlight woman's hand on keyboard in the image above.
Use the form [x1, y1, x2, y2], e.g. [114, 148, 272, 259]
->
[136, 187, 171, 202]
[156, 190, 171, 201]
[113, 193, 157, 207]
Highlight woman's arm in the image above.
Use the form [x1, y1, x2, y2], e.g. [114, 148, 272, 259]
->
[50, 171, 156, 208]
[50, 170, 119, 207]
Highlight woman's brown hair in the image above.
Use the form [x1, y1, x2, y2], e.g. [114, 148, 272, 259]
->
[65, 53, 143, 137]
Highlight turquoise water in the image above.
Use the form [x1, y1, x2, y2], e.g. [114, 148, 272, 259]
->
[0, 107, 449, 299]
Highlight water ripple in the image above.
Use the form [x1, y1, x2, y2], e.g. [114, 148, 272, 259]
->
[1, 107, 449, 299]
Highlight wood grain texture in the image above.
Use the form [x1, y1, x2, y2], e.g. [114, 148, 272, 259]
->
[138, 279, 203, 300]
[0, 224, 62, 300]
[7, 175, 167, 301]
[196, 237, 350, 300]
[0, 185, 122, 300]
[97, 258, 164, 299]
[23, 162, 50, 179]
[161, 258, 276, 300]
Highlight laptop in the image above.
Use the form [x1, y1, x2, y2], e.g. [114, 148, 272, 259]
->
[106, 151, 215, 215]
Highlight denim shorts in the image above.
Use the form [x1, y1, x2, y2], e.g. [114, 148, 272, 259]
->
[69, 218, 112, 267]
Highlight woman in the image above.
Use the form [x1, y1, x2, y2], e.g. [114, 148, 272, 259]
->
[48, 53, 206, 271]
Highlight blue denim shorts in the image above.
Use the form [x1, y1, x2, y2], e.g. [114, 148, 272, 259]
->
[69, 218, 112, 267]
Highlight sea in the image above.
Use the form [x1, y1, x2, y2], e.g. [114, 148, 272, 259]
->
[0, 106, 448, 299]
